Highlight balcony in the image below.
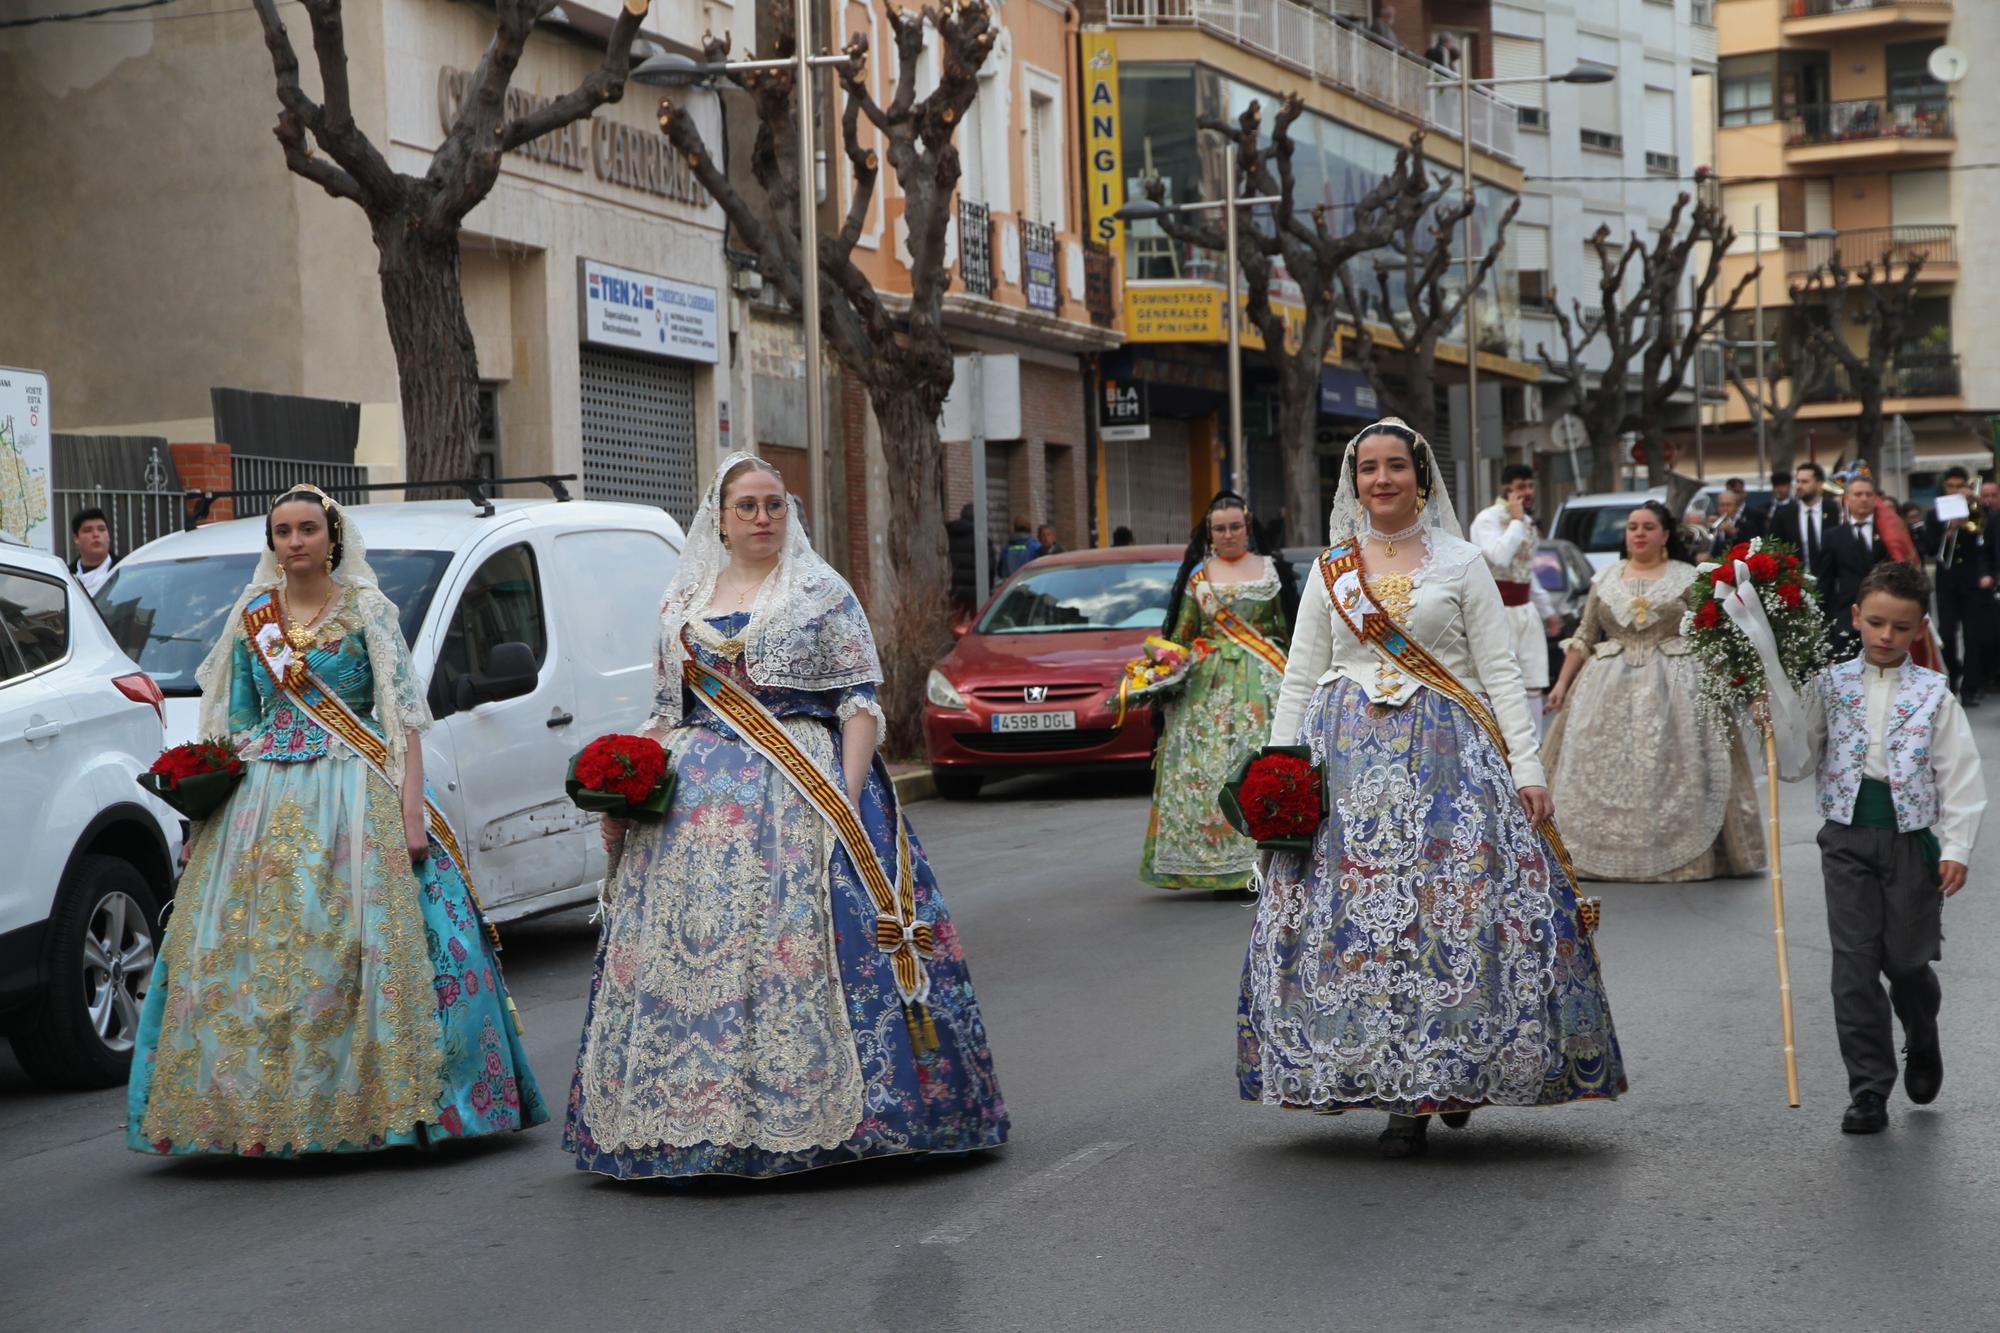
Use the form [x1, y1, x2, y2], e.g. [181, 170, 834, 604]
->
[1786, 96, 1953, 164]
[1084, 243, 1117, 327]
[1783, 225, 1956, 281]
[1105, 0, 1518, 163]
[957, 199, 995, 299]
[1802, 351, 1962, 404]
[1781, 0, 1951, 38]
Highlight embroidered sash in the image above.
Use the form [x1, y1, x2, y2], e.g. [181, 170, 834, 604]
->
[682, 648, 935, 1017]
[241, 593, 502, 955]
[1316, 546, 1582, 887]
[1190, 565, 1289, 676]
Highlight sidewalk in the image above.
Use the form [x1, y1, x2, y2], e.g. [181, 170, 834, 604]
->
[888, 761, 937, 805]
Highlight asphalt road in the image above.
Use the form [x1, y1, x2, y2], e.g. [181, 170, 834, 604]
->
[8, 730, 2000, 1333]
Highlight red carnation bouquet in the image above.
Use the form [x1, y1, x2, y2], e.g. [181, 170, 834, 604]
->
[1218, 746, 1326, 853]
[566, 734, 673, 823]
[1681, 536, 1828, 720]
[137, 739, 245, 820]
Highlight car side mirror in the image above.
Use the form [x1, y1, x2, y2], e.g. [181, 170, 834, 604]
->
[452, 640, 539, 711]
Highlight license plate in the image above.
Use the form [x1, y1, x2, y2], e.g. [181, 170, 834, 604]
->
[991, 710, 1077, 733]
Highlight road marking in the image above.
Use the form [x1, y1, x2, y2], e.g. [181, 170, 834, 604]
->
[920, 1141, 1134, 1245]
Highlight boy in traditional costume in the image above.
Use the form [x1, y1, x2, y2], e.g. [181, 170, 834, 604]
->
[1768, 561, 1985, 1134]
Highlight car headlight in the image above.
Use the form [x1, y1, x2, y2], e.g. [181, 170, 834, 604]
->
[926, 669, 967, 709]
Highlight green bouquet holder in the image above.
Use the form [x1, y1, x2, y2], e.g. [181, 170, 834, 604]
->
[1217, 744, 1326, 854]
[136, 768, 242, 821]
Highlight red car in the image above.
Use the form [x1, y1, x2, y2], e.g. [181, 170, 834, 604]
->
[922, 544, 1184, 799]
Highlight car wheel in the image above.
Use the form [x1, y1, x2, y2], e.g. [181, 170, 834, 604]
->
[932, 770, 983, 800]
[8, 855, 161, 1090]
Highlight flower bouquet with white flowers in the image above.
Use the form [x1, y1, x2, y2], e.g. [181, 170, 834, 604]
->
[1679, 537, 1830, 724]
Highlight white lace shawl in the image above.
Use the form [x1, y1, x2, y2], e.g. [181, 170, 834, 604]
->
[648, 451, 882, 730]
[1324, 417, 1465, 548]
[194, 495, 431, 785]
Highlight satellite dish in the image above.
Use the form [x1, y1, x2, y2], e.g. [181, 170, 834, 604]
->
[1928, 46, 1970, 86]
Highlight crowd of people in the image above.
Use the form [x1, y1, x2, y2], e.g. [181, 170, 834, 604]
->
[107, 423, 1988, 1179]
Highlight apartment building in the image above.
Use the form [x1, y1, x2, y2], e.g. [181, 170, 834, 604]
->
[1079, 0, 1536, 543]
[1496, 0, 1719, 498]
[1708, 0, 1994, 495]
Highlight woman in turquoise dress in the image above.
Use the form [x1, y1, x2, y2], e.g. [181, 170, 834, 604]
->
[1140, 492, 1295, 893]
[566, 454, 1008, 1180]
[127, 487, 546, 1157]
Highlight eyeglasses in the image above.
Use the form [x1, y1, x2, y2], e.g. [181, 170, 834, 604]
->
[1210, 521, 1248, 536]
[728, 498, 790, 520]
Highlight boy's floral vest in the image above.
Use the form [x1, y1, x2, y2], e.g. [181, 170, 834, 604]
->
[1812, 657, 1947, 833]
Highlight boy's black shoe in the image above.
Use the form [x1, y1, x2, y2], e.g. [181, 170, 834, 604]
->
[1904, 1037, 1944, 1105]
[1841, 1090, 1889, 1134]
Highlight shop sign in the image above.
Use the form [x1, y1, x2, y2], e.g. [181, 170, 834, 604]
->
[1081, 34, 1125, 263]
[1100, 378, 1150, 442]
[1025, 241, 1059, 313]
[1317, 365, 1378, 418]
[1125, 286, 1220, 342]
[581, 260, 720, 364]
[0, 367, 52, 551]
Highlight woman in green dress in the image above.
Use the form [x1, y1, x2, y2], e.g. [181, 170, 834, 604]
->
[1140, 493, 1297, 894]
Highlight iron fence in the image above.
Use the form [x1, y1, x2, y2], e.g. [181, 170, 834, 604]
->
[1784, 224, 1955, 277]
[49, 486, 188, 565]
[1788, 96, 1952, 149]
[958, 199, 996, 298]
[228, 453, 371, 508]
[1798, 0, 1945, 15]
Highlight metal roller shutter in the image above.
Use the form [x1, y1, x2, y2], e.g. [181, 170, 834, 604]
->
[579, 345, 700, 525]
[1493, 36, 1544, 108]
[1103, 420, 1193, 545]
[1514, 222, 1550, 274]
[1645, 88, 1676, 154]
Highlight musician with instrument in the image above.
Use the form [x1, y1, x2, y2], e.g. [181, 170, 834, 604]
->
[1927, 467, 1997, 706]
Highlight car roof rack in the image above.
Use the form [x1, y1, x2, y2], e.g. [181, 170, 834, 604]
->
[181, 475, 577, 530]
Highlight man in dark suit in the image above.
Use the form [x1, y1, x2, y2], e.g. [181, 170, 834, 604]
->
[1819, 473, 1892, 659]
[1768, 461, 1840, 583]
[1930, 467, 1997, 704]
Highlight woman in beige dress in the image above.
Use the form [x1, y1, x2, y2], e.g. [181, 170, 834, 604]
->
[1543, 500, 1766, 882]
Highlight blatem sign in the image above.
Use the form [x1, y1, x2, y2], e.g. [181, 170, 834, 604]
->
[581, 260, 721, 364]
[1100, 378, 1149, 442]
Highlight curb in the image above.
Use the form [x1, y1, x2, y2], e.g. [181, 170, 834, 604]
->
[890, 767, 938, 805]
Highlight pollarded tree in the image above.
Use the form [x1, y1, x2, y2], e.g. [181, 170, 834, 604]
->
[655, 4, 994, 754]
[1792, 252, 1926, 472]
[1333, 165, 1518, 453]
[1538, 196, 1753, 487]
[1723, 312, 1831, 475]
[1147, 101, 1442, 546]
[248, 0, 648, 482]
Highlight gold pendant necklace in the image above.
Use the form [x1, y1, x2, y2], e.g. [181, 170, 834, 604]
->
[280, 585, 337, 652]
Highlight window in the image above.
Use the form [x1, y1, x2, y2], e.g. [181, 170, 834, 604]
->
[95, 551, 448, 696]
[1494, 36, 1545, 130]
[1514, 222, 1551, 309]
[0, 570, 68, 681]
[1719, 56, 1775, 128]
[1026, 84, 1062, 227]
[1576, 64, 1620, 151]
[1645, 84, 1677, 173]
[436, 543, 548, 697]
[1887, 40, 1945, 113]
[976, 560, 1179, 634]
[551, 530, 676, 677]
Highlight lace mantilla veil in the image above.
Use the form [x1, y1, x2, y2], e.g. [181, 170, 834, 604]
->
[648, 451, 881, 729]
[1324, 416, 1465, 547]
[194, 487, 430, 780]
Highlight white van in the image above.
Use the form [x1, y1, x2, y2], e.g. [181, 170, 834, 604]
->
[95, 493, 684, 922]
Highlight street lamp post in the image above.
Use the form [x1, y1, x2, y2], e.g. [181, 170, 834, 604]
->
[1428, 63, 1612, 514]
[1113, 162, 1280, 507]
[636, 45, 855, 555]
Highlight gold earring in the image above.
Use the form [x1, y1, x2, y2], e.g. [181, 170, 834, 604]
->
[323, 556, 334, 573]
[1416, 494, 1427, 513]
[720, 529, 731, 548]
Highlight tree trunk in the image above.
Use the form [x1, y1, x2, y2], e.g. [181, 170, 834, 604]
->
[374, 217, 481, 485]
[1854, 391, 1884, 475]
[868, 388, 953, 760]
[1641, 423, 1669, 487]
[1274, 360, 1323, 547]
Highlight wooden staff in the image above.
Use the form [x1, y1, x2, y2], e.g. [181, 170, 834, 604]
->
[1762, 721, 1802, 1108]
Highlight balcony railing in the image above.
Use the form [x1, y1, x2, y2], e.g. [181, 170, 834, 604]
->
[1794, 0, 1949, 16]
[958, 199, 995, 299]
[1106, 0, 1518, 163]
[1787, 96, 1952, 149]
[1784, 224, 1956, 277]
[1802, 352, 1962, 403]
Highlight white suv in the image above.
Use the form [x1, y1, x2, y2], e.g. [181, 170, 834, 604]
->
[0, 532, 180, 1088]
[97, 492, 684, 923]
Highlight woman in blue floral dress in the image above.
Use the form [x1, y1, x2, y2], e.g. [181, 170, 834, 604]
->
[127, 488, 546, 1157]
[567, 454, 1008, 1180]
